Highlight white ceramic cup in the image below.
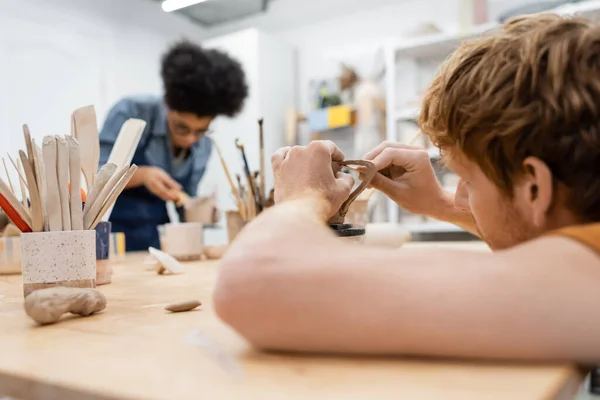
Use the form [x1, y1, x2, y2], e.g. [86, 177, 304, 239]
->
[20, 230, 96, 296]
[160, 223, 204, 261]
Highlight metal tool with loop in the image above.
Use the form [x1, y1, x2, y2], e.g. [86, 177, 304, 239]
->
[328, 160, 377, 225]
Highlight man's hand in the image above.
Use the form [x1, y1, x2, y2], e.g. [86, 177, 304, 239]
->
[363, 142, 448, 218]
[139, 166, 181, 202]
[271, 141, 355, 219]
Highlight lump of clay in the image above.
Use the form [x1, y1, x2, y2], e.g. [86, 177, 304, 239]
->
[24, 286, 106, 325]
[165, 300, 201, 313]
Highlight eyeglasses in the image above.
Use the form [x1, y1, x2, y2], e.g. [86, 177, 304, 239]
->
[171, 120, 213, 138]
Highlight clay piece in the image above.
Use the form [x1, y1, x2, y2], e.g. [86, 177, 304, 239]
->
[24, 286, 106, 325]
[165, 300, 201, 313]
[204, 244, 228, 260]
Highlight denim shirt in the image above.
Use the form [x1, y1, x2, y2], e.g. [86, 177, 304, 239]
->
[98, 95, 212, 196]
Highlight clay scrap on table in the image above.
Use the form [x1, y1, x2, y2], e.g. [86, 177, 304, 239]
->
[24, 286, 106, 325]
[165, 300, 202, 313]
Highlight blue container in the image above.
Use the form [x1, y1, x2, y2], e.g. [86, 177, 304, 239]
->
[95, 221, 111, 261]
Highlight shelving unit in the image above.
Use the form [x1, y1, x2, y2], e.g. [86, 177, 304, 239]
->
[383, 0, 600, 235]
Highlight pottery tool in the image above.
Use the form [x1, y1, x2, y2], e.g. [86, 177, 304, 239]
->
[66, 136, 83, 230]
[101, 119, 146, 223]
[42, 136, 62, 231]
[87, 165, 138, 230]
[6, 154, 28, 192]
[16, 159, 29, 210]
[71, 105, 99, 190]
[174, 190, 190, 208]
[83, 165, 128, 228]
[328, 159, 376, 228]
[1, 158, 15, 196]
[258, 119, 266, 205]
[56, 137, 71, 231]
[149, 246, 184, 275]
[22, 125, 36, 178]
[83, 163, 117, 218]
[208, 136, 245, 219]
[0, 178, 32, 232]
[32, 142, 48, 231]
[252, 171, 264, 207]
[19, 151, 43, 232]
[106, 119, 146, 169]
[235, 139, 260, 216]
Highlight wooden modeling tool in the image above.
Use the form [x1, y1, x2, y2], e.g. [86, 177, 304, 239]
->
[2, 158, 15, 195]
[6, 154, 28, 192]
[71, 105, 99, 190]
[83, 165, 128, 229]
[56, 137, 71, 231]
[0, 178, 32, 232]
[83, 163, 117, 218]
[209, 136, 245, 220]
[101, 118, 146, 222]
[258, 119, 266, 204]
[19, 151, 43, 232]
[32, 142, 48, 231]
[16, 158, 28, 210]
[87, 165, 138, 230]
[66, 136, 83, 230]
[106, 119, 146, 169]
[43, 136, 62, 231]
[235, 139, 260, 217]
[22, 125, 36, 179]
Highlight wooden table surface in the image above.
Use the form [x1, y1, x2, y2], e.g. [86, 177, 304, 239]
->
[0, 243, 585, 400]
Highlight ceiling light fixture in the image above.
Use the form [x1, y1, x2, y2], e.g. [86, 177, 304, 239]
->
[161, 0, 209, 13]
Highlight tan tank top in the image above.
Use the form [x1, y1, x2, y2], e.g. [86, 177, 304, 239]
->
[552, 223, 600, 253]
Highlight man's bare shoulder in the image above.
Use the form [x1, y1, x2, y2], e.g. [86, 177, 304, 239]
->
[498, 234, 600, 272]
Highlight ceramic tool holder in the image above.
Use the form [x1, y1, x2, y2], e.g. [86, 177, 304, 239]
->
[328, 160, 376, 242]
[95, 221, 112, 285]
[20, 230, 96, 297]
[0, 237, 21, 275]
[160, 223, 204, 261]
[226, 210, 246, 243]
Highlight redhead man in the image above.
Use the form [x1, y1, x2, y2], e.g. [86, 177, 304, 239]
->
[214, 14, 600, 364]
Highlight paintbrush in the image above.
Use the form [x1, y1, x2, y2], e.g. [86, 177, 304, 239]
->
[253, 171, 264, 207]
[258, 119, 266, 206]
[235, 139, 261, 216]
[208, 136, 245, 220]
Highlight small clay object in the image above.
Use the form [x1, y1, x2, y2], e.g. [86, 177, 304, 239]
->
[24, 286, 106, 325]
[165, 300, 201, 313]
[204, 244, 228, 260]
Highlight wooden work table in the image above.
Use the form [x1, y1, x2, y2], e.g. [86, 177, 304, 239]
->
[0, 242, 585, 400]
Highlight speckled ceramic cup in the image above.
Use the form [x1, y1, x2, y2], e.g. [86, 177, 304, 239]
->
[20, 230, 96, 297]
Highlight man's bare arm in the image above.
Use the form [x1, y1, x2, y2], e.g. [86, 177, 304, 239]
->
[215, 196, 600, 364]
[430, 189, 480, 236]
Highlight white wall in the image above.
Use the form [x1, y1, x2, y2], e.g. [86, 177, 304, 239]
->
[0, 0, 207, 187]
[275, 0, 529, 113]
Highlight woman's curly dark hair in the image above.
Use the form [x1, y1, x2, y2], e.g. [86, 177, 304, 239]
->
[161, 40, 248, 117]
